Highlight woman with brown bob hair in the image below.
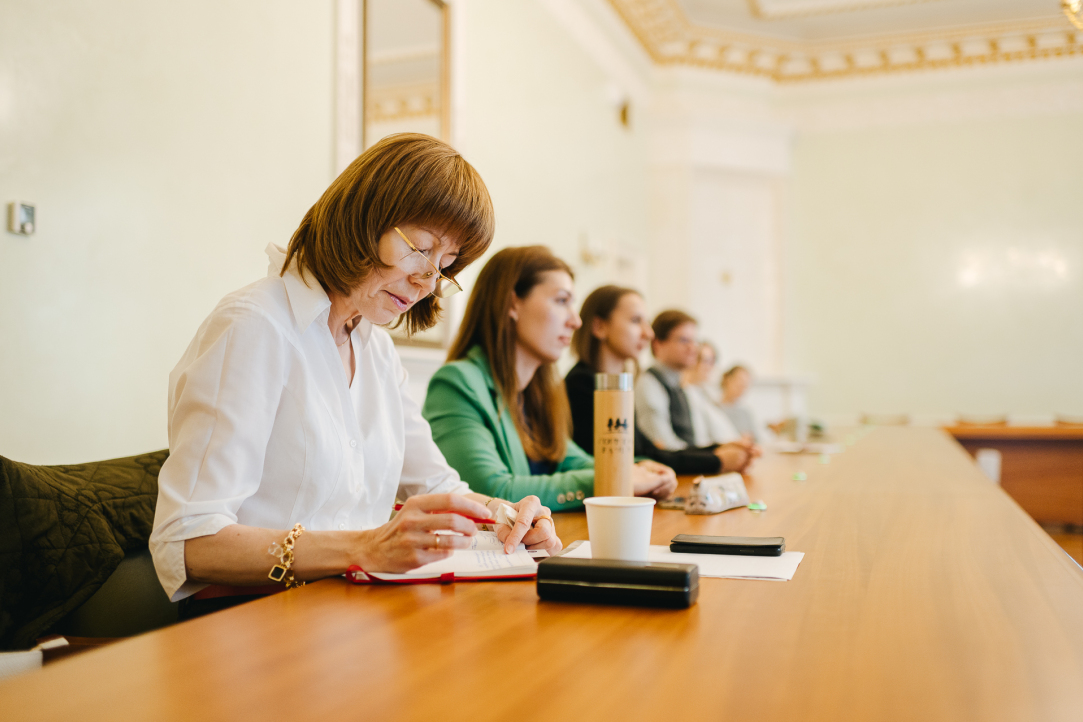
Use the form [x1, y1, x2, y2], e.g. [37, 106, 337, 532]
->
[151, 134, 560, 613]
[423, 246, 677, 512]
[567, 285, 754, 475]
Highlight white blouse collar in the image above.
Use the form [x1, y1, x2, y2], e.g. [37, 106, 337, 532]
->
[265, 243, 374, 345]
[265, 243, 331, 335]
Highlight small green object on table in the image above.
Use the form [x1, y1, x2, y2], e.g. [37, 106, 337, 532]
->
[792, 471, 808, 481]
[748, 500, 767, 512]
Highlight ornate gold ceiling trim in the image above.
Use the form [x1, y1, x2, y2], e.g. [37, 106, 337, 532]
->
[747, 0, 941, 22]
[608, 0, 1082, 81]
[1066, 0, 1083, 31]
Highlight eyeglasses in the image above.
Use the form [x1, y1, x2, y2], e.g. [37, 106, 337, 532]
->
[393, 227, 463, 299]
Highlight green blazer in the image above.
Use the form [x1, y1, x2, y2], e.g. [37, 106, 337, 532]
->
[423, 346, 594, 511]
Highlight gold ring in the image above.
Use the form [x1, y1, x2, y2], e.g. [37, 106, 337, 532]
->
[435, 534, 441, 549]
[532, 514, 553, 529]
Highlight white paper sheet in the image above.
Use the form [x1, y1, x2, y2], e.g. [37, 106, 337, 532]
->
[561, 542, 804, 581]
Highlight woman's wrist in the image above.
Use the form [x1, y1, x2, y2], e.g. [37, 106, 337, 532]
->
[345, 528, 379, 574]
[290, 528, 374, 580]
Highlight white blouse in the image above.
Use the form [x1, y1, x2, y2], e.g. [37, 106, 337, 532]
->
[150, 244, 469, 601]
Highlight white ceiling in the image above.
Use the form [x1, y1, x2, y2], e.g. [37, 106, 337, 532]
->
[679, 0, 1064, 43]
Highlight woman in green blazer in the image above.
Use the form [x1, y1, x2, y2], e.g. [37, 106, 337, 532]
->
[423, 246, 677, 511]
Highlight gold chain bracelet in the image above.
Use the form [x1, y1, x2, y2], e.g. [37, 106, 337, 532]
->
[268, 523, 306, 589]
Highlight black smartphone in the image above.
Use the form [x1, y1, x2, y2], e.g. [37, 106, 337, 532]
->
[670, 534, 784, 557]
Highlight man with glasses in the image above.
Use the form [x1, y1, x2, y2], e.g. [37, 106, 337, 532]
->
[635, 310, 704, 451]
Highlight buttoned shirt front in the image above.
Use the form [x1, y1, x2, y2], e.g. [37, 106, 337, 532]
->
[149, 244, 468, 601]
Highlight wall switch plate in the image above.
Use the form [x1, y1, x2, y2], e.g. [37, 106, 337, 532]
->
[7, 202, 35, 235]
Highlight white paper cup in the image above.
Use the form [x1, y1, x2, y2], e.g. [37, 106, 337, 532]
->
[584, 497, 656, 561]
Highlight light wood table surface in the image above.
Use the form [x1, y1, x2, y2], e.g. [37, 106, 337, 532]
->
[5, 427, 1083, 721]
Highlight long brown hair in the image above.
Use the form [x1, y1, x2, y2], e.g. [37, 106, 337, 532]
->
[448, 246, 574, 462]
[572, 285, 639, 371]
[283, 133, 494, 335]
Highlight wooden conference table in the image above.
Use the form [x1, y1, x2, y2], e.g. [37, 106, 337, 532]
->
[5, 427, 1083, 721]
[946, 424, 1083, 525]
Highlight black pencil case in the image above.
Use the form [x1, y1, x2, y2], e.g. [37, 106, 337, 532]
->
[536, 557, 699, 608]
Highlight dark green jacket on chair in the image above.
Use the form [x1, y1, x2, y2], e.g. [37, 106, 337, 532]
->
[423, 346, 594, 511]
[0, 450, 168, 649]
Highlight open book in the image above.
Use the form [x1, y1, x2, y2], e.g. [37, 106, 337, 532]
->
[346, 531, 538, 584]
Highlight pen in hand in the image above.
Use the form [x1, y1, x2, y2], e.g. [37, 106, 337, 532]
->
[392, 503, 525, 553]
[392, 502, 496, 525]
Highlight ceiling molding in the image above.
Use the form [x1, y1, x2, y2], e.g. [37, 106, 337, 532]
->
[747, 0, 941, 22]
[607, 0, 1083, 81]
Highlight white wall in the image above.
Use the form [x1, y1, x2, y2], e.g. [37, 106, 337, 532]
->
[641, 58, 1083, 426]
[451, 0, 652, 303]
[786, 112, 1083, 421]
[0, 0, 335, 464]
[646, 73, 792, 376]
[0, 0, 654, 463]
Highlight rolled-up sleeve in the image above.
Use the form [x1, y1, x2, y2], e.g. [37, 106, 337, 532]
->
[149, 303, 289, 601]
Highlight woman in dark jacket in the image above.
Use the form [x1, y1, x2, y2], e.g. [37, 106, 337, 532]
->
[566, 285, 752, 475]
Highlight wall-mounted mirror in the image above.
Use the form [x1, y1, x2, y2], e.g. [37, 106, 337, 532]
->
[364, 0, 449, 150]
[362, 0, 452, 347]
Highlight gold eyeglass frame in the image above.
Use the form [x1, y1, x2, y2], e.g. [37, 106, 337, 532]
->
[393, 226, 463, 298]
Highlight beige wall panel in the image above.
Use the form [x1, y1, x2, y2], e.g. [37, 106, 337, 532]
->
[0, 0, 335, 463]
[451, 0, 652, 303]
[786, 113, 1083, 419]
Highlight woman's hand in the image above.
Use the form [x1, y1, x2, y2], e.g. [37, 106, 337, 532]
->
[632, 460, 679, 499]
[355, 494, 492, 573]
[492, 495, 563, 554]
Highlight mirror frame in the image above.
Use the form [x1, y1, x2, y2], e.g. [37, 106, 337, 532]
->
[361, 0, 451, 151]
